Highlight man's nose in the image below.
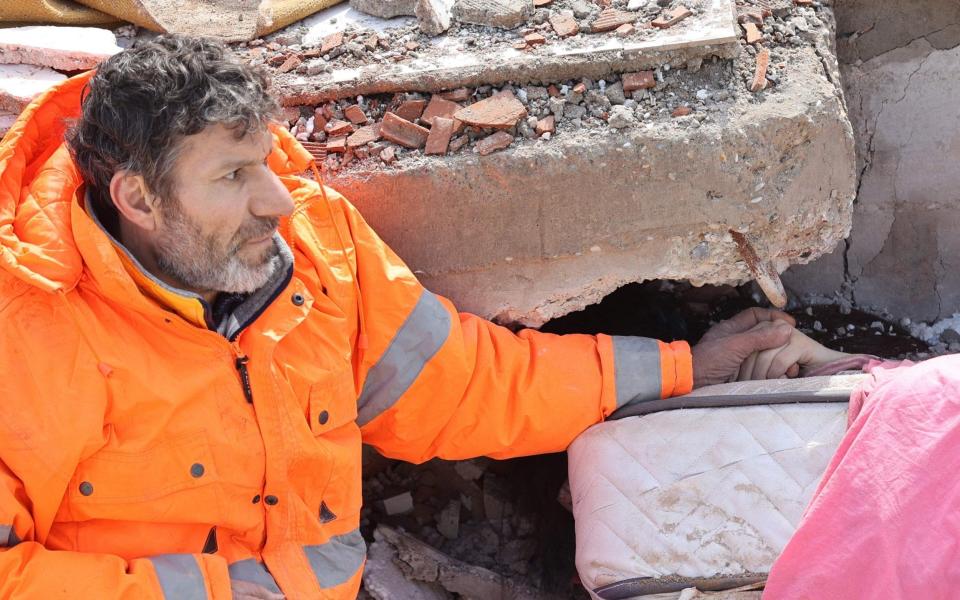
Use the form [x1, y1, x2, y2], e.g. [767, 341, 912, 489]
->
[250, 167, 295, 219]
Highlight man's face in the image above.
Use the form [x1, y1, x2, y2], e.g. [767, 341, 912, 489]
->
[151, 124, 295, 295]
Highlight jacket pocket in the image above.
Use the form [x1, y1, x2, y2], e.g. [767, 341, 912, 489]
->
[309, 367, 358, 435]
[63, 430, 223, 523]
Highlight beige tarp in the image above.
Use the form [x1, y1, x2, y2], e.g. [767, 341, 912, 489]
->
[0, 0, 343, 40]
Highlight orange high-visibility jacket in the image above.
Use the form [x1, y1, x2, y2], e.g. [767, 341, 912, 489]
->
[0, 72, 693, 599]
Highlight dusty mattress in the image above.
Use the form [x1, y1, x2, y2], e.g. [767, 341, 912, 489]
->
[568, 374, 867, 599]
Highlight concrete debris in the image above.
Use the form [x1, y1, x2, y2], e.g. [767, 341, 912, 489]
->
[607, 104, 634, 129]
[0, 26, 122, 72]
[436, 500, 462, 539]
[349, 0, 417, 19]
[0, 112, 16, 138]
[416, 0, 455, 36]
[0, 64, 66, 113]
[363, 536, 452, 600]
[453, 91, 527, 130]
[452, 459, 488, 481]
[382, 491, 415, 515]
[453, 0, 533, 30]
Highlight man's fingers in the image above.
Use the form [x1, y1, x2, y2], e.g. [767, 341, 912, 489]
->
[705, 308, 798, 340]
[738, 351, 759, 382]
[751, 345, 789, 380]
[786, 363, 800, 378]
[735, 321, 793, 358]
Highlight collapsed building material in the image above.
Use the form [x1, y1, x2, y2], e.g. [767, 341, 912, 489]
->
[0, 26, 122, 71]
[349, 0, 417, 19]
[453, 0, 533, 30]
[0, 64, 66, 113]
[415, 0, 455, 35]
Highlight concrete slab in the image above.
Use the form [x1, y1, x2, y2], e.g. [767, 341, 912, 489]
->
[277, 0, 739, 103]
[0, 64, 66, 114]
[0, 112, 17, 138]
[0, 26, 122, 71]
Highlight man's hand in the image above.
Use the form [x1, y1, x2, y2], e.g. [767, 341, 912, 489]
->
[692, 309, 796, 388]
[232, 581, 285, 600]
[737, 328, 850, 381]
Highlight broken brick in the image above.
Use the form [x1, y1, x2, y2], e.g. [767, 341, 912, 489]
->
[425, 117, 456, 155]
[622, 71, 656, 92]
[380, 146, 396, 164]
[440, 88, 471, 102]
[267, 53, 289, 67]
[743, 22, 762, 44]
[347, 124, 381, 148]
[0, 64, 65, 113]
[381, 112, 430, 149]
[671, 106, 693, 117]
[738, 11, 764, 25]
[573, 82, 587, 94]
[422, 95, 461, 127]
[476, 131, 514, 156]
[325, 119, 354, 136]
[277, 54, 302, 73]
[344, 105, 368, 125]
[615, 23, 635, 36]
[794, 0, 813, 5]
[299, 141, 327, 162]
[393, 99, 428, 122]
[524, 33, 547, 47]
[547, 84, 561, 97]
[0, 26, 122, 72]
[449, 135, 469, 152]
[549, 13, 580, 38]
[301, 48, 322, 59]
[535, 115, 555, 136]
[513, 41, 530, 51]
[652, 6, 693, 29]
[404, 41, 420, 51]
[320, 32, 343, 55]
[533, 0, 553, 5]
[750, 47, 770, 92]
[454, 91, 527, 130]
[591, 9, 637, 33]
[326, 136, 348, 153]
[363, 33, 379, 51]
[313, 107, 328, 131]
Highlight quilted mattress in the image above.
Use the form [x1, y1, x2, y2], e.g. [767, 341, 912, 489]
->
[568, 374, 867, 599]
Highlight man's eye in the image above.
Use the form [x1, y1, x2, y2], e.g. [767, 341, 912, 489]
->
[224, 169, 240, 181]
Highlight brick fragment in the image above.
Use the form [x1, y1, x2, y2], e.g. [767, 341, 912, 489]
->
[363, 34, 380, 51]
[0, 26, 121, 71]
[738, 11, 764, 25]
[301, 48, 322, 59]
[325, 119, 354, 136]
[278, 54, 302, 73]
[794, 0, 813, 5]
[615, 23, 635, 36]
[425, 117, 456, 155]
[449, 135, 469, 152]
[440, 88, 471, 102]
[380, 112, 430, 149]
[750, 47, 770, 92]
[671, 106, 693, 117]
[476, 131, 514, 156]
[454, 91, 527, 130]
[622, 71, 655, 92]
[547, 84, 561, 97]
[404, 41, 420, 51]
[422, 95, 461, 126]
[524, 33, 547, 47]
[347, 124, 381, 148]
[513, 41, 530, 50]
[743, 22, 762, 44]
[652, 6, 693, 28]
[313, 107, 328, 131]
[591, 9, 637, 33]
[326, 136, 348, 153]
[0, 64, 65, 113]
[320, 32, 343, 54]
[573, 82, 587, 94]
[535, 115, 555, 136]
[344, 105, 368, 125]
[394, 99, 428, 122]
[380, 146, 396, 164]
[299, 141, 326, 161]
[534, 0, 553, 5]
[549, 13, 580, 37]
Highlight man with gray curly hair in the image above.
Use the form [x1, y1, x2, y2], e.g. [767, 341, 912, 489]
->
[0, 34, 800, 599]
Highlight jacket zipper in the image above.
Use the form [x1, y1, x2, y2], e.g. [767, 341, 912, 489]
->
[232, 343, 254, 403]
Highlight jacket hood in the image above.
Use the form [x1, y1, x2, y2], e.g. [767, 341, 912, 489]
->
[0, 70, 315, 295]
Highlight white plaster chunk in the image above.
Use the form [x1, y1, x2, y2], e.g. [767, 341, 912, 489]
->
[0, 64, 67, 113]
[0, 26, 122, 71]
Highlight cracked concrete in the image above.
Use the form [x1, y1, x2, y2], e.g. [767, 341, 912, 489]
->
[785, 5, 960, 322]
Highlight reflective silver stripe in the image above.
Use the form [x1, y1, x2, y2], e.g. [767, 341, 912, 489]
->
[612, 336, 663, 407]
[228, 559, 281, 594]
[304, 529, 366, 589]
[357, 290, 451, 426]
[148, 554, 207, 600]
[0, 525, 17, 548]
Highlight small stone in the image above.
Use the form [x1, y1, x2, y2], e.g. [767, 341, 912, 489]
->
[320, 32, 344, 54]
[277, 54, 302, 73]
[695, 89, 711, 101]
[671, 106, 693, 117]
[416, 0, 454, 35]
[475, 131, 514, 156]
[448, 135, 469, 152]
[940, 329, 960, 345]
[604, 81, 626, 105]
[436, 500, 461, 540]
[607, 105, 634, 129]
[380, 146, 397, 164]
[535, 115, 555, 136]
[627, 0, 648, 9]
[524, 32, 547, 46]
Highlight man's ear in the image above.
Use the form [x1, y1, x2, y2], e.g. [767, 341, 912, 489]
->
[109, 171, 159, 232]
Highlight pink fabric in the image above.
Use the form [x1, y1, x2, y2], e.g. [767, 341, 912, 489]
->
[764, 355, 960, 599]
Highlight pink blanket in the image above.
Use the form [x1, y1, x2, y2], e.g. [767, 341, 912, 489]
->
[764, 355, 960, 599]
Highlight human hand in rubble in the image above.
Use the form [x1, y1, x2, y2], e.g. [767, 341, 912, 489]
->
[232, 581, 285, 600]
[737, 327, 850, 381]
[691, 308, 797, 387]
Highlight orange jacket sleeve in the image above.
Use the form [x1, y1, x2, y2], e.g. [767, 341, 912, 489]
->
[0, 459, 232, 599]
[317, 188, 692, 463]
